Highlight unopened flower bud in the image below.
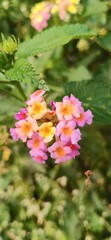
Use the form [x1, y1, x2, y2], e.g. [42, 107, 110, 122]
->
[77, 39, 89, 52]
[1, 35, 19, 55]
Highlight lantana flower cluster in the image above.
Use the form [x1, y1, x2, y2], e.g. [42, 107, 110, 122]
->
[10, 90, 93, 164]
[30, 0, 80, 32]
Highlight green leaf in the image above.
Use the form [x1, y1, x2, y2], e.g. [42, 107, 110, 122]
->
[84, 0, 108, 16]
[0, 114, 15, 126]
[96, 32, 111, 52]
[63, 66, 92, 82]
[63, 80, 111, 124]
[0, 72, 7, 81]
[17, 24, 97, 58]
[5, 58, 40, 84]
[93, 59, 111, 83]
[80, 127, 108, 167]
[0, 202, 10, 225]
[38, 79, 50, 92]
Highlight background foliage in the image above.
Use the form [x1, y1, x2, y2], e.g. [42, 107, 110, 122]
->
[0, 0, 111, 239]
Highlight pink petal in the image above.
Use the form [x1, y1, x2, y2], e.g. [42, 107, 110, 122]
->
[71, 129, 81, 144]
[50, 101, 56, 110]
[14, 108, 27, 120]
[10, 128, 19, 141]
[85, 110, 93, 125]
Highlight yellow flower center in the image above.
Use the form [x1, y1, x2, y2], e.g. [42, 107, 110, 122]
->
[68, 5, 77, 13]
[28, 101, 47, 120]
[33, 139, 40, 148]
[32, 102, 44, 113]
[39, 122, 56, 143]
[56, 147, 65, 157]
[63, 126, 72, 136]
[62, 104, 73, 115]
[77, 112, 84, 121]
[41, 126, 51, 137]
[36, 15, 43, 23]
[21, 122, 32, 134]
[51, 5, 58, 14]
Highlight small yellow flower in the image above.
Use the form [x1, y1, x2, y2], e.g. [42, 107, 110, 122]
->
[29, 2, 48, 19]
[51, 5, 58, 14]
[28, 101, 47, 120]
[33, 2, 45, 13]
[68, 5, 77, 14]
[36, 15, 43, 23]
[39, 122, 56, 143]
[2, 146, 12, 161]
[71, 0, 80, 4]
[77, 39, 89, 52]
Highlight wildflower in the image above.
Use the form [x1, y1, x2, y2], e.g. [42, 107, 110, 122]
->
[10, 128, 19, 141]
[26, 89, 47, 120]
[39, 122, 56, 143]
[28, 132, 48, 164]
[48, 140, 72, 163]
[55, 95, 80, 121]
[68, 0, 80, 14]
[50, 101, 56, 110]
[56, 0, 69, 20]
[27, 132, 47, 156]
[15, 116, 38, 142]
[30, 150, 48, 164]
[65, 94, 82, 107]
[30, 2, 52, 32]
[84, 110, 93, 125]
[14, 108, 27, 120]
[68, 4, 77, 14]
[76, 109, 93, 127]
[69, 142, 80, 158]
[51, 4, 58, 15]
[26, 89, 45, 105]
[27, 100, 47, 120]
[53, 0, 80, 20]
[56, 120, 81, 144]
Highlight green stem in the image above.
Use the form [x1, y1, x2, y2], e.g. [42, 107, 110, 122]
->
[50, 165, 60, 179]
[0, 80, 26, 101]
[12, 81, 27, 101]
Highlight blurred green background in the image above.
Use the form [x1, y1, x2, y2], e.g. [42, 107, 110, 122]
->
[0, 0, 111, 239]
